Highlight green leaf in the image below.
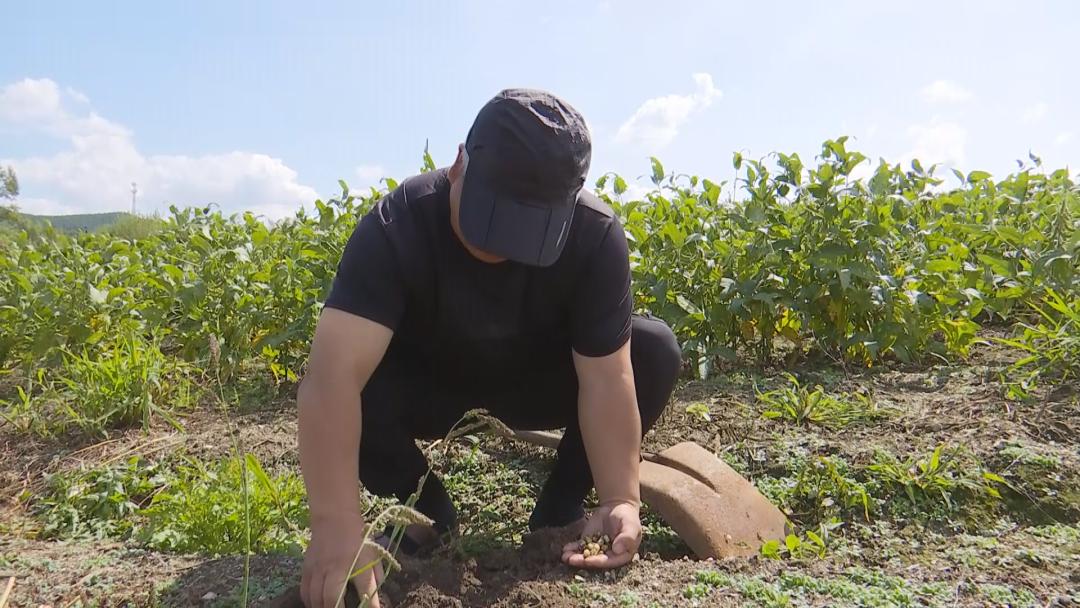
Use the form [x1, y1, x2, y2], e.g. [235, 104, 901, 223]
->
[760, 539, 781, 559]
[675, 295, 702, 316]
[189, 234, 211, 253]
[245, 453, 275, 495]
[421, 139, 436, 172]
[982, 472, 1007, 484]
[14, 273, 32, 292]
[163, 264, 184, 283]
[994, 226, 1024, 244]
[976, 254, 1011, 275]
[929, 446, 942, 472]
[615, 175, 628, 195]
[966, 170, 991, 183]
[925, 258, 960, 273]
[816, 242, 851, 261]
[650, 157, 665, 186]
[785, 534, 801, 552]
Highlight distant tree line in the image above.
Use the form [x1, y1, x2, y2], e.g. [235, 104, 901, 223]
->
[1, 166, 17, 200]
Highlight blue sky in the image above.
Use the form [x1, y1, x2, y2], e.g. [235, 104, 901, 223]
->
[2, 0, 1077, 218]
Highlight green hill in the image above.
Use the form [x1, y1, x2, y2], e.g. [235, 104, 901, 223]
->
[22, 211, 133, 232]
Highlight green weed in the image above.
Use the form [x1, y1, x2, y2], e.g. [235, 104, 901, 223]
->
[758, 374, 885, 429]
[779, 568, 952, 607]
[997, 441, 1061, 469]
[681, 582, 711, 601]
[1029, 523, 1080, 544]
[793, 456, 872, 522]
[997, 288, 1080, 400]
[137, 455, 308, 555]
[683, 570, 727, 602]
[1, 334, 195, 437]
[565, 578, 615, 604]
[976, 583, 1038, 607]
[54, 333, 194, 435]
[685, 570, 790, 607]
[0, 380, 44, 434]
[32, 456, 167, 540]
[760, 519, 843, 560]
[868, 445, 1005, 514]
[684, 402, 712, 422]
[756, 454, 871, 525]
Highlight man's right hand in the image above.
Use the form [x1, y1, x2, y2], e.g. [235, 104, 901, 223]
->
[301, 514, 384, 608]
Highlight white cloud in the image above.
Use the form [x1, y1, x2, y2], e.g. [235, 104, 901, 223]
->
[65, 86, 89, 105]
[0, 78, 318, 219]
[919, 80, 972, 104]
[905, 118, 967, 168]
[1021, 102, 1048, 124]
[615, 73, 722, 149]
[1056, 131, 1074, 145]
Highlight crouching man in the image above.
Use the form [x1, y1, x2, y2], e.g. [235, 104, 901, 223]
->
[297, 88, 681, 607]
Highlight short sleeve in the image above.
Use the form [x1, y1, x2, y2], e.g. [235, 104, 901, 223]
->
[571, 219, 633, 357]
[323, 209, 405, 331]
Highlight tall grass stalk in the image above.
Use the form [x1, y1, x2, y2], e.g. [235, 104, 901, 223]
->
[343, 408, 513, 608]
[208, 334, 251, 606]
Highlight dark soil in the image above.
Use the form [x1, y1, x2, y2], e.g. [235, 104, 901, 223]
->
[2, 335, 1078, 607]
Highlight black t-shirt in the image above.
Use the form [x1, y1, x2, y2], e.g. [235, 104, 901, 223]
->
[323, 167, 632, 383]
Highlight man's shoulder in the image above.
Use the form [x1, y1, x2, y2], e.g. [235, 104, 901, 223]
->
[558, 188, 626, 271]
[373, 168, 448, 227]
[574, 188, 615, 221]
[567, 188, 620, 247]
[400, 167, 450, 201]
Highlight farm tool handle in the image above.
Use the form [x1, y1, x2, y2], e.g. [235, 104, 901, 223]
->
[510, 429, 661, 461]
[0, 577, 14, 608]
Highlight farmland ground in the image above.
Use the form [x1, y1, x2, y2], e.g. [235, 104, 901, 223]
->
[2, 334, 1077, 607]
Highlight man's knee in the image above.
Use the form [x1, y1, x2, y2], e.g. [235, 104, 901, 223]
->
[631, 315, 682, 381]
[630, 315, 682, 425]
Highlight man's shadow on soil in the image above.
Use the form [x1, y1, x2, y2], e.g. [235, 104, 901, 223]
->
[157, 553, 303, 606]
[379, 531, 642, 608]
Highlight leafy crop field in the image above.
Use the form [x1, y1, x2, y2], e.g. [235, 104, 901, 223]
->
[1, 140, 1078, 606]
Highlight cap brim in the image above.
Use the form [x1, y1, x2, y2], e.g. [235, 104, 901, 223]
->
[459, 170, 576, 267]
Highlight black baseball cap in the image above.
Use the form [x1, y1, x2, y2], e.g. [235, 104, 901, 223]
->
[458, 88, 591, 267]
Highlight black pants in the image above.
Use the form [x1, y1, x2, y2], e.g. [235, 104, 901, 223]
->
[357, 314, 682, 532]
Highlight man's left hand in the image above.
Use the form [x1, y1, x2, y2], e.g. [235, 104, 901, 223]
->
[561, 501, 642, 569]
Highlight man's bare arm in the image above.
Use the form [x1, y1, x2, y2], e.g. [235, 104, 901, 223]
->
[299, 307, 392, 521]
[298, 307, 393, 607]
[573, 337, 640, 508]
